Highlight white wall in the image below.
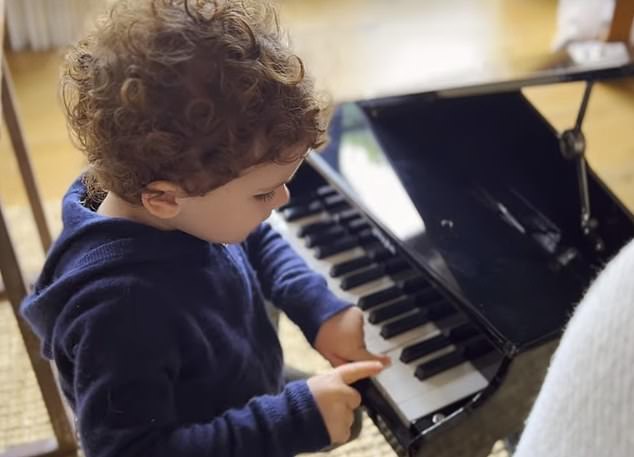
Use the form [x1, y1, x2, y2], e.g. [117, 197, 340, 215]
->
[6, 0, 105, 51]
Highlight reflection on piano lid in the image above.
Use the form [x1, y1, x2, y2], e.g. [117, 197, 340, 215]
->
[315, 93, 634, 354]
[270, 58, 634, 456]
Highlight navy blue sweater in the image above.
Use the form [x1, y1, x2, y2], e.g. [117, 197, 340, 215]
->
[21, 178, 351, 457]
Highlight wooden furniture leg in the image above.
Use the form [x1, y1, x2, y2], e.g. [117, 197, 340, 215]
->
[0, 50, 75, 457]
[0, 202, 77, 457]
[1, 57, 52, 253]
[607, 0, 634, 43]
[0, 57, 52, 302]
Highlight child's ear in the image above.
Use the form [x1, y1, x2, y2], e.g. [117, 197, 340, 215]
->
[141, 181, 184, 219]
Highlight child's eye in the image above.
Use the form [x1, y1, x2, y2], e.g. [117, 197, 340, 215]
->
[254, 190, 276, 202]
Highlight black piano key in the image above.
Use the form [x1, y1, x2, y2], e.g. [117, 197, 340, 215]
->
[314, 237, 358, 259]
[346, 218, 370, 233]
[330, 255, 373, 277]
[304, 226, 347, 248]
[418, 300, 456, 321]
[357, 286, 402, 310]
[412, 290, 444, 308]
[367, 246, 392, 262]
[398, 275, 430, 293]
[332, 208, 361, 224]
[297, 220, 334, 238]
[337, 254, 405, 290]
[368, 296, 417, 324]
[283, 201, 323, 222]
[399, 322, 478, 365]
[341, 264, 384, 290]
[323, 194, 349, 211]
[326, 224, 378, 247]
[380, 309, 429, 339]
[400, 334, 450, 364]
[415, 349, 465, 381]
[356, 228, 378, 245]
[463, 337, 494, 360]
[384, 256, 410, 274]
[315, 185, 338, 197]
[446, 323, 479, 342]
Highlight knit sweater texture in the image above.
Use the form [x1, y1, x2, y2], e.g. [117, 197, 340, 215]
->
[21, 178, 351, 457]
[515, 238, 634, 457]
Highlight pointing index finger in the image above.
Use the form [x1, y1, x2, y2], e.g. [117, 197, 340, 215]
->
[336, 360, 385, 385]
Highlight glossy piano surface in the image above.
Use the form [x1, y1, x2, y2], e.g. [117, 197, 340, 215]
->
[312, 95, 634, 353]
[276, 54, 634, 455]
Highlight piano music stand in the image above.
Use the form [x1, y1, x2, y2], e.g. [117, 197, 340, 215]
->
[558, 80, 604, 252]
[0, 1, 77, 455]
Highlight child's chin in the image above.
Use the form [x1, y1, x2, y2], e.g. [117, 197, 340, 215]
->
[215, 233, 250, 245]
[204, 225, 259, 244]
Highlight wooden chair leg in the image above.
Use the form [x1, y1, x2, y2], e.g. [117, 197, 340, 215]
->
[1, 56, 52, 253]
[607, 0, 634, 43]
[0, 202, 77, 457]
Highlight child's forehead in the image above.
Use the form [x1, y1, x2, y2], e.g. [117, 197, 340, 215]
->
[242, 157, 304, 181]
[241, 142, 308, 176]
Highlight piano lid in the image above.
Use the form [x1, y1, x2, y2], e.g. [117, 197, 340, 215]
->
[316, 92, 634, 352]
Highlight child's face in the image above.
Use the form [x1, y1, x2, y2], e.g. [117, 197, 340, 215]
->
[172, 149, 305, 244]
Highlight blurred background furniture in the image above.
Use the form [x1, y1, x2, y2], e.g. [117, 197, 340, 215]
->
[5, 0, 103, 51]
[607, 0, 634, 42]
[0, 1, 77, 455]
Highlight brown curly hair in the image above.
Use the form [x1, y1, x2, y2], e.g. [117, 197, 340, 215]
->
[62, 0, 329, 204]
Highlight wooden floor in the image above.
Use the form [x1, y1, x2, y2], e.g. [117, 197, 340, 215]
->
[1, 0, 633, 212]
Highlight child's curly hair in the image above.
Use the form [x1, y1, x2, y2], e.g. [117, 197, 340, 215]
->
[62, 0, 329, 203]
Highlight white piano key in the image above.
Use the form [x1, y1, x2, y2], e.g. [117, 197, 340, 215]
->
[284, 211, 328, 227]
[272, 212, 431, 349]
[270, 211, 395, 301]
[396, 363, 487, 422]
[373, 341, 487, 422]
[269, 210, 489, 424]
[373, 322, 440, 357]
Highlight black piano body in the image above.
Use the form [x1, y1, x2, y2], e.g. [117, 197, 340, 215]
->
[272, 45, 634, 456]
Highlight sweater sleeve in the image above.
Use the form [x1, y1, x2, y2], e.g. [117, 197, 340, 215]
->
[66, 291, 329, 457]
[513, 238, 634, 457]
[244, 222, 351, 344]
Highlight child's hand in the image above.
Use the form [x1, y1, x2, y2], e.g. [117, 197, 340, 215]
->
[307, 360, 384, 444]
[314, 307, 391, 367]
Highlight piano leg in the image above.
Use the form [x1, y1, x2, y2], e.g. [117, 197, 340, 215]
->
[411, 340, 559, 457]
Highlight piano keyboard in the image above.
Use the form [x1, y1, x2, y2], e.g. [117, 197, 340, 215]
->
[269, 185, 494, 425]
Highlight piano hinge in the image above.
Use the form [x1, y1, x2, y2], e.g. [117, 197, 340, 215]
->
[559, 80, 605, 253]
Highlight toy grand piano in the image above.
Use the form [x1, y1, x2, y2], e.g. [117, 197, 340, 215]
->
[269, 42, 634, 457]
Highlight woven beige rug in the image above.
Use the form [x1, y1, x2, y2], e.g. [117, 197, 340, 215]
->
[0, 203, 509, 456]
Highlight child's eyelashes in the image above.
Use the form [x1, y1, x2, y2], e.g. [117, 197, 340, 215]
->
[254, 189, 276, 202]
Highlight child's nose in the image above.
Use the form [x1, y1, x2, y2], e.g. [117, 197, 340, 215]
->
[273, 185, 290, 209]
